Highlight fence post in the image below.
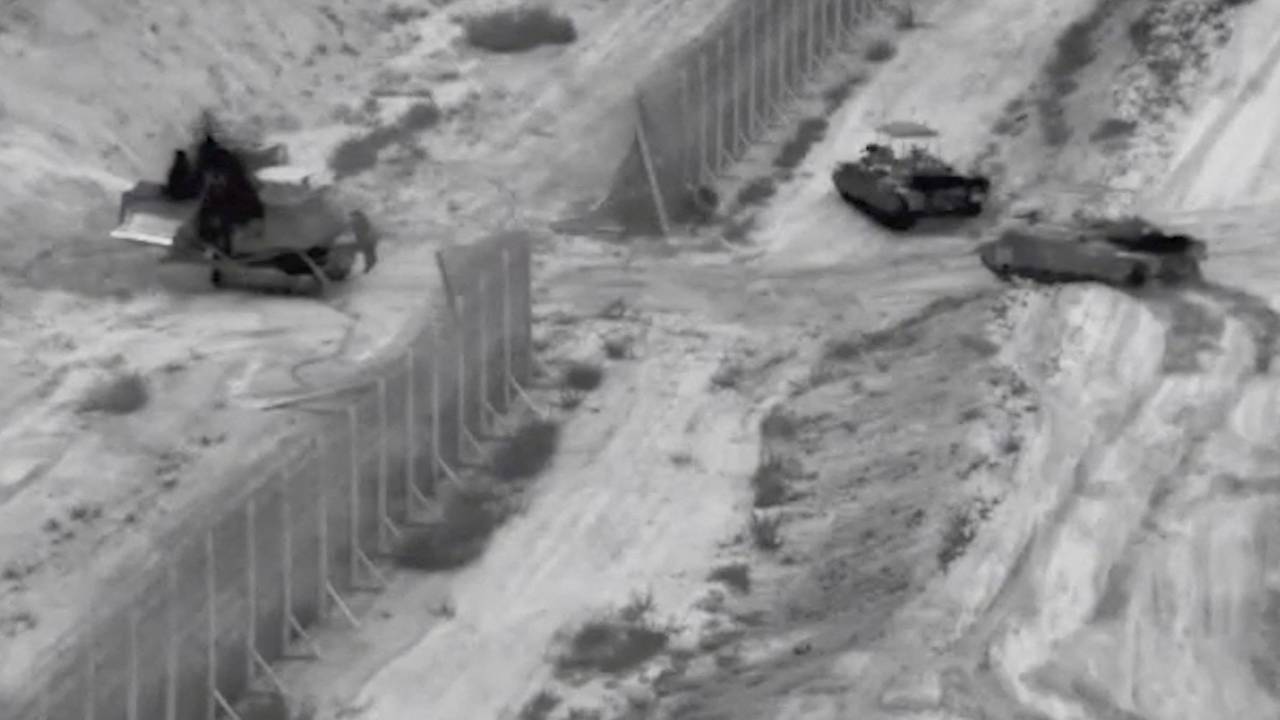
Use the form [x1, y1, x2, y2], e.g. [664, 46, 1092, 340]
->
[728, 9, 741, 160]
[246, 499, 258, 684]
[478, 275, 491, 429]
[82, 636, 94, 720]
[501, 248, 513, 411]
[281, 484, 294, 652]
[698, 50, 711, 181]
[747, 2, 759, 139]
[204, 531, 217, 720]
[375, 378, 395, 551]
[165, 562, 178, 720]
[404, 346, 423, 514]
[455, 295, 468, 460]
[127, 606, 140, 720]
[679, 70, 696, 192]
[634, 95, 672, 235]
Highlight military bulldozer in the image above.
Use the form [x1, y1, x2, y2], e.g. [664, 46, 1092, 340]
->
[110, 123, 377, 294]
[831, 121, 991, 231]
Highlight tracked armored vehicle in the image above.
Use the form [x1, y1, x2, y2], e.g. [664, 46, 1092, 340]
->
[978, 216, 1206, 288]
[831, 121, 991, 231]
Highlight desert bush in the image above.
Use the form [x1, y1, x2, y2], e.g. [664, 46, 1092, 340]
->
[555, 594, 671, 675]
[759, 405, 798, 440]
[896, 2, 919, 29]
[749, 511, 783, 551]
[393, 485, 506, 570]
[563, 361, 605, 392]
[463, 6, 578, 53]
[602, 332, 635, 360]
[708, 563, 751, 594]
[329, 100, 440, 178]
[937, 508, 976, 570]
[1089, 117, 1137, 143]
[736, 177, 777, 206]
[710, 357, 744, 389]
[774, 117, 829, 170]
[865, 38, 897, 62]
[492, 419, 561, 481]
[78, 372, 148, 415]
[751, 456, 789, 508]
[517, 690, 561, 720]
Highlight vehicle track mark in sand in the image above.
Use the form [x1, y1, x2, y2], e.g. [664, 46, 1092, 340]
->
[1157, 13, 1280, 211]
[325, 322, 762, 720]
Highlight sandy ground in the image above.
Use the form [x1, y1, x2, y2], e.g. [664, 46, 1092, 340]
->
[256, 0, 1280, 719]
[6, 0, 1280, 719]
[0, 0, 736, 697]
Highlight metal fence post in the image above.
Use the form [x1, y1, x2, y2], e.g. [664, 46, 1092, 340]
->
[747, 2, 759, 139]
[375, 378, 392, 551]
[82, 637, 94, 720]
[127, 607, 140, 720]
[316, 472, 329, 618]
[204, 531, 217, 720]
[678, 70, 695, 191]
[346, 405, 361, 586]
[404, 347, 422, 512]
[478, 275, 491, 431]
[698, 51, 711, 181]
[245, 499, 258, 684]
[430, 330, 442, 478]
[501, 248, 514, 410]
[280, 484, 293, 650]
[165, 562, 178, 720]
[729, 10, 741, 159]
[455, 296, 468, 460]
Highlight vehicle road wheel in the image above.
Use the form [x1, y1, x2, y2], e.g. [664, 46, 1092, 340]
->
[323, 248, 355, 282]
[1126, 264, 1148, 288]
[886, 194, 917, 231]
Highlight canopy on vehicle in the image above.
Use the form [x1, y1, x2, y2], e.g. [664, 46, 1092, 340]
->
[875, 120, 938, 139]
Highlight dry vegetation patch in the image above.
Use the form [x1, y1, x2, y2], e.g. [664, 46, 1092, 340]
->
[492, 418, 562, 481]
[462, 6, 578, 53]
[77, 371, 149, 415]
[329, 100, 440, 178]
[554, 592, 674, 677]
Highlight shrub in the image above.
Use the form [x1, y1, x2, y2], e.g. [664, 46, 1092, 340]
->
[563, 362, 604, 392]
[492, 419, 561, 481]
[78, 372, 148, 415]
[517, 690, 561, 720]
[751, 456, 789, 508]
[774, 117, 829, 170]
[328, 101, 440, 178]
[555, 594, 670, 675]
[708, 563, 751, 594]
[865, 38, 897, 62]
[393, 485, 505, 570]
[736, 177, 777, 207]
[749, 511, 783, 551]
[463, 6, 578, 53]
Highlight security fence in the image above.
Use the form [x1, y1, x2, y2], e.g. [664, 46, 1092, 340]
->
[9, 231, 535, 720]
[599, 0, 893, 234]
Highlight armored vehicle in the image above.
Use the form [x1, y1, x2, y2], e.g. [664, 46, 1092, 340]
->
[110, 123, 377, 294]
[978, 216, 1206, 288]
[831, 121, 991, 231]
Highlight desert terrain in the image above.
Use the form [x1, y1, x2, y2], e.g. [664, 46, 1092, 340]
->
[3, 0, 1280, 719]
